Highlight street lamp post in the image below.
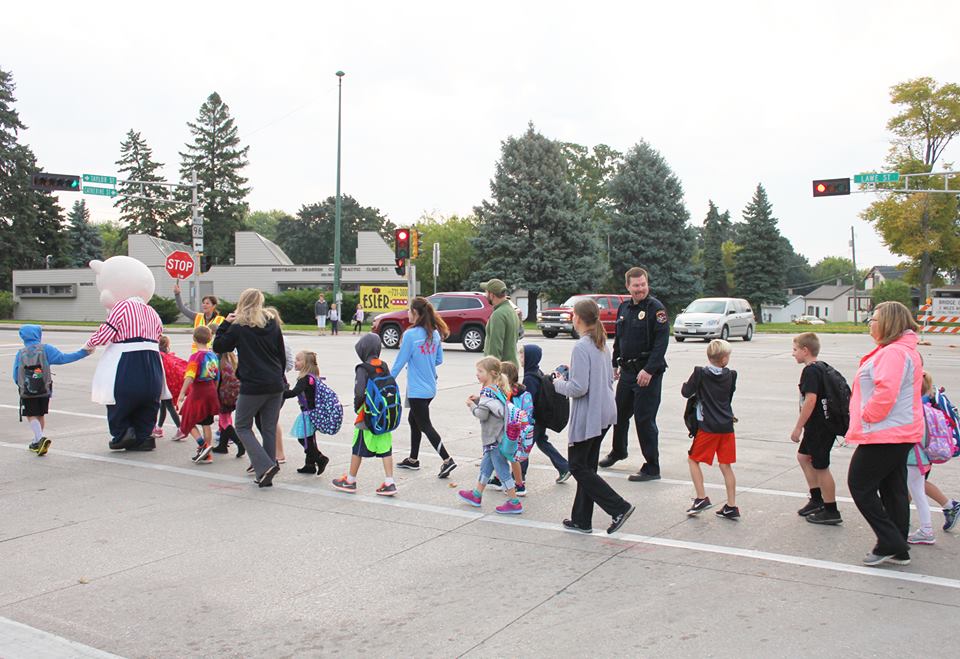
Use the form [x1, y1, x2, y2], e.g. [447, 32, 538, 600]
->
[333, 70, 345, 305]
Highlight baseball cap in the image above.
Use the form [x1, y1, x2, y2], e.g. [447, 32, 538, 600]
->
[480, 278, 508, 296]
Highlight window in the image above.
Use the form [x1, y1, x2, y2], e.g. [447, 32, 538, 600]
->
[428, 295, 449, 311]
[595, 296, 610, 309]
[440, 296, 483, 311]
[16, 284, 76, 298]
[807, 305, 814, 315]
[824, 307, 828, 317]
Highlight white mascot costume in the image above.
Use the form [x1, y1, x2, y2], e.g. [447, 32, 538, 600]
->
[84, 256, 169, 450]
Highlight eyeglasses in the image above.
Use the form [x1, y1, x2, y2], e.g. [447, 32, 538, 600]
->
[868, 318, 878, 323]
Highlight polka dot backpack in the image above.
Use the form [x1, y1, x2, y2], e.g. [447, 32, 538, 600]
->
[307, 374, 344, 435]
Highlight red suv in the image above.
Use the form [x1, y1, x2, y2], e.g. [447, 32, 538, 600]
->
[371, 292, 524, 352]
[537, 294, 630, 338]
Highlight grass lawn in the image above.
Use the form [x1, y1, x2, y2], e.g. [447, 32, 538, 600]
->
[754, 322, 869, 334]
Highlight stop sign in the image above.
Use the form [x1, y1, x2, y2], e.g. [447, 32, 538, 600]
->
[165, 251, 196, 279]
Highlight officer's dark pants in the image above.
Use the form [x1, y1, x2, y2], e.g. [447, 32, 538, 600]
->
[610, 369, 663, 475]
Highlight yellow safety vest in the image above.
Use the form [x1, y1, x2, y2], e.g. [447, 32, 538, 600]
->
[192, 312, 225, 353]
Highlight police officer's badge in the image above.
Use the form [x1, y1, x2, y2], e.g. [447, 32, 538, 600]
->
[638, 311, 646, 320]
[656, 310, 668, 324]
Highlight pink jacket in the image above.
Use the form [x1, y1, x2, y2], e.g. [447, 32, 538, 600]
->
[845, 331, 923, 445]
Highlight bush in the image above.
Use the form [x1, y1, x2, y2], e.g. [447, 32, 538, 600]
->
[870, 280, 912, 308]
[0, 291, 15, 319]
[259, 289, 360, 326]
[149, 295, 181, 325]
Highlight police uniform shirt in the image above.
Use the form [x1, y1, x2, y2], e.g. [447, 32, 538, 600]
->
[611, 295, 670, 373]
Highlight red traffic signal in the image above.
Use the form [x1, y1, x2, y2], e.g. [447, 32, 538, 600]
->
[395, 228, 410, 259]
[812, 178, 850, 197]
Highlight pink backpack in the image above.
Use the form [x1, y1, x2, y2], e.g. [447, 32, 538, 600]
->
[924, 402, 957, 464]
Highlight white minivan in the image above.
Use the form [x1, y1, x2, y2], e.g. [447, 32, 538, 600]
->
[673, 297, 755, 342]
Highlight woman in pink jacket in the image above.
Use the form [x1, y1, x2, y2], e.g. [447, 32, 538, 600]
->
[846, 301, 923, 567]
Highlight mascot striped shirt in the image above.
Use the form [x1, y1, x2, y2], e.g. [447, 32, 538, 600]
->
[87, 298, 163, 346]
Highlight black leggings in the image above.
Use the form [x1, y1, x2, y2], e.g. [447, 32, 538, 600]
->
[408, 398, 449, 461]
[157, 399, 181, 428]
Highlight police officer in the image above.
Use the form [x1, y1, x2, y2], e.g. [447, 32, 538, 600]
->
[600, 267, 670, 481]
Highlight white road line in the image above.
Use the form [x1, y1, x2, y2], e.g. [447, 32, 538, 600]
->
[2, 441, 958, 591]
[0, 615, 124, 659]
[0, 404, 107, 420]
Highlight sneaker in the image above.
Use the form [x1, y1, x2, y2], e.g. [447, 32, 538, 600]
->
[28, 440, 41, 453]
[907, 528, 936, 545]
[889, 552, 912, 565]
[195, 444, 213, 462]
[376, 482, 398, 497]
[458, 489, 482, 507]
[151, 427, 163, 438]
[562, 519, 592, 534]
[171, 431, 187, 442]
[192, 446, 204, 462]
[496, 499, 523, 515]
[806, 508, 843, 525]
[35, 437, 52, 457]
[715, 504, 741, 520]
[516, 482, 527, 497]
[798, 498, 824, 516]
[196, 454, 213, 465]
[863, 551, 910, 567]
[943, 500, 960, 532]
[607, 504, 636, 534]
[397, 457, 420, 470]
[332, 475, 357, 493]
[686, 497, 713, 516]
[437, 459, 457, 479]
[556, 470, 571, 484]
[487, 476, 504, 491]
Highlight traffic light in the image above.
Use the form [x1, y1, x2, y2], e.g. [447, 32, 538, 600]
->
[395, 257, 406, 276]
[812, 178, 851, 197]
[395, 228, 410, 259]
[410, 228, 423, 259]
[32, 173, 81, 192]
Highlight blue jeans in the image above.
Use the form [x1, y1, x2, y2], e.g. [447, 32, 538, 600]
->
[521, 424, 570, 477]
[479, 445, 515, 490]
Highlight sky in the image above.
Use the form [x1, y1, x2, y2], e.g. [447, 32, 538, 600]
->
[6, 1, 960, 272]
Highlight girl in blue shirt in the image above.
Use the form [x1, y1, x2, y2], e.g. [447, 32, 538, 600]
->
[394, 297, 457, 478]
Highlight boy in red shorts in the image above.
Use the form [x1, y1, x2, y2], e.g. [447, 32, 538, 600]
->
[681, 339, 739, 519]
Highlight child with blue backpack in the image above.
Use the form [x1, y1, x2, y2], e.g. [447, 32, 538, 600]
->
[12, 325, 90, 456]
[283, 350, 331, 475]
[332, 333, 400, 496]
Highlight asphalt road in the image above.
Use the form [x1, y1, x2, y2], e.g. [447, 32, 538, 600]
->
[1, 329, 959, 658]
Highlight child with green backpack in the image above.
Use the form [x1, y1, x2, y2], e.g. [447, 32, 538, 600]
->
[12, 325, 91, 456]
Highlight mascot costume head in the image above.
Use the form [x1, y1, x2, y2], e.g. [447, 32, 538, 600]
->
[86, 256, 166, 451]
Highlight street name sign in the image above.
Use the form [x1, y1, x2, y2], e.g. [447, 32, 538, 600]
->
[854, 172, 900, 184]
[83, 186, 117, 197]
[82, 174, 117, 185]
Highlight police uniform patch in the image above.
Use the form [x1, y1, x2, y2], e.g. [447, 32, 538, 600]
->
[656, 310, 668, 324]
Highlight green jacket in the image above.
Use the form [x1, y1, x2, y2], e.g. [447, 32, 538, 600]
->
[484, 300, 520, 368]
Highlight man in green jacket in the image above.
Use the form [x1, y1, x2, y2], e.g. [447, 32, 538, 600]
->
[481, 278, 520, 368]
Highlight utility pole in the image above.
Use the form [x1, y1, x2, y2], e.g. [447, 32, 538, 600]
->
[850, 226, 859, 324]
[333, 71, 345, 305]
[432, 242, 439, 295]
[191, 170, 201, 311]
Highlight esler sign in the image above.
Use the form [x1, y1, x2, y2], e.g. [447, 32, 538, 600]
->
[165, 251, 195, 280]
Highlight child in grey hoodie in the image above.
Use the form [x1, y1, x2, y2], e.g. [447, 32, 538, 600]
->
[458, 357, 523, 514]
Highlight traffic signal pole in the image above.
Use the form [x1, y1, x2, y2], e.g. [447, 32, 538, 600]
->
[333, 71, 345, 306]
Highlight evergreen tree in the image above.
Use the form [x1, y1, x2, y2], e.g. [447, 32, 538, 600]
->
[606, 141, 699, 311]
[66, 200, 103, 266]
[115, 130, 179, 240]
[701, 201, 731, 296]
[275, 196, 394, 265]
[0, 67, 67, 286]
[733, 184, 786, 317]
[472, 123, 607, 320]
[177, 92, 250, 264]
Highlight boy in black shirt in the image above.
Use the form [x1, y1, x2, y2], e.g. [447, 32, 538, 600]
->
[681, 339, 739, 520]
[791, 332, 842, 525]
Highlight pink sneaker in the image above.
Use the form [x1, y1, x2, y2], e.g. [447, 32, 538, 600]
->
[171, 431, 187, 442]
[458, 489, 482, 507]
[496, 499, 523, 515]
[151, 427, 164, 438]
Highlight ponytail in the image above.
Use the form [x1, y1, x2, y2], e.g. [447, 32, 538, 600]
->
[573, 298, 606, 350]
[410, 296, 450, 341]
[476, 356, 509, 394]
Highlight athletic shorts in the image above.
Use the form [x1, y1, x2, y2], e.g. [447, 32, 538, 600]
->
[351, 429, 392, 458]
[20, 397, 50, 418]
[316, 315, 327, 328]
[688, 430, 736, 465]
[798, 430, 835, 470]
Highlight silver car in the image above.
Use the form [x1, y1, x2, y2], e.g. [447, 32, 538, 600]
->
[673, 297, 755, 342]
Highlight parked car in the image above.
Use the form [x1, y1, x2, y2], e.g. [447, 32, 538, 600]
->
[371, 292, 524, 352]
[537, 294, 631, 338]
[673, 297, 755, 342]
[794, 315, 827, 325]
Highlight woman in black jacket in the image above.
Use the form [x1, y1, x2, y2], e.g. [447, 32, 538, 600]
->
[212, 288, 285, 487]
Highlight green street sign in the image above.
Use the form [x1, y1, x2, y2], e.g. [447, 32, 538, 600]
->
[82, 174, 117, 185]
[854, 172, 900, 184]
[83, 185, 117, 197]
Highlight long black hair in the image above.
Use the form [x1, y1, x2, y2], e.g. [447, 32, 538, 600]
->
[410, 296, 449, 341]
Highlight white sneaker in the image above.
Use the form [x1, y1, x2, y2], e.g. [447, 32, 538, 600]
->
[907, 528, 936, 545]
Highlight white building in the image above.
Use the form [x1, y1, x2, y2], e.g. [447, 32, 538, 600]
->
[803, 283, 871, 322]
[12, 231, 406, 322]
[760, 294, 804, 323]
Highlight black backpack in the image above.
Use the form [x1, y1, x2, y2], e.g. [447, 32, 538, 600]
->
[683, 366, 701, 439]
[534, 371, 569, 433]
[814, 361, 851, 437]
